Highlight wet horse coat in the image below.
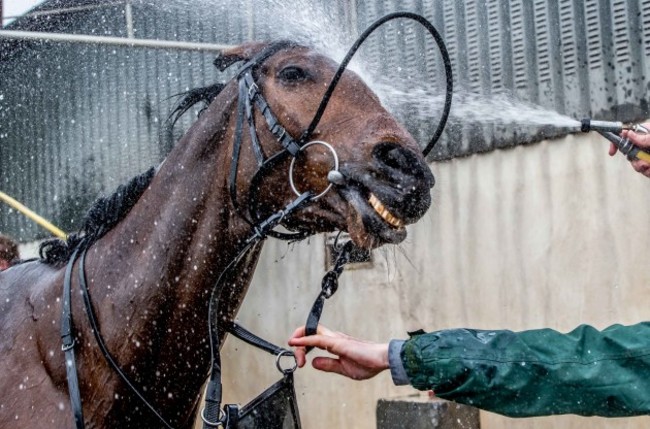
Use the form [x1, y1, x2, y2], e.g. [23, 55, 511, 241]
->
[0, 42, 434, 428]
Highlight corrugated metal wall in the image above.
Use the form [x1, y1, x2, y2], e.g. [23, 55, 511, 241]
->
[2, 0, 650, 241]
[0, 2, 244, 241]
[355, 0, 650, 159]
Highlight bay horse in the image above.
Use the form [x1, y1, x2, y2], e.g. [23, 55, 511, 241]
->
[0, 41, 434, 428]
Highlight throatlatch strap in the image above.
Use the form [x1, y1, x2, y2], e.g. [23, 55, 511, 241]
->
[61, 248, 84, 429]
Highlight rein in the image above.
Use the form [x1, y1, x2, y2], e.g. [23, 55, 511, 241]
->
[58, 12, 452, 429]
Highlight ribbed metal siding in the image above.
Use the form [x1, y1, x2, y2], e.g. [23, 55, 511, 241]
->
[355, 0, 650, 159]
[0, 2, 249, 241]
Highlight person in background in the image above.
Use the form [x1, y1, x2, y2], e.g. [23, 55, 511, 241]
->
[289, 123, 650, 418]
[0, 235, 20, 271]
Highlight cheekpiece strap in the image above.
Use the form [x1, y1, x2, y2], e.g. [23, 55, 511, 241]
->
[242, 71, 302, 157]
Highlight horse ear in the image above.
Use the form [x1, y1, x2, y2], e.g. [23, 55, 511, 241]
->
[213, 42, 272, 71]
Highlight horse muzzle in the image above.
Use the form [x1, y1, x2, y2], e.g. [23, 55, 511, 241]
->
[333, 142, 434, 247]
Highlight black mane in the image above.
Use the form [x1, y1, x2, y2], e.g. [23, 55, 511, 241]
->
[39, 55, 242, 266]
[39, 167, 155, 266]
[38, 83, 228, 267]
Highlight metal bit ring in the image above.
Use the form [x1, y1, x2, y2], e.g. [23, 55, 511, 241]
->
[289, 141, 340, 200]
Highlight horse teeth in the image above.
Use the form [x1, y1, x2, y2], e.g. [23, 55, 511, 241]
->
[368, 193, 403, 228]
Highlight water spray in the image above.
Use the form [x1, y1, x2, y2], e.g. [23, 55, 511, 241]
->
[579, 118, 650, 163]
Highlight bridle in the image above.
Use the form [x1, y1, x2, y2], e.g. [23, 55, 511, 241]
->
[227, 40, 325, 241]
[59, 12, 453, 429]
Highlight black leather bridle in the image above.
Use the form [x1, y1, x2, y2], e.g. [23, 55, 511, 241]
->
[226, 40, 319, 241]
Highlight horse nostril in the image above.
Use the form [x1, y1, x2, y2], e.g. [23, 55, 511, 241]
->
[373, 142, 434, 187]
[374, 143, 413, 171]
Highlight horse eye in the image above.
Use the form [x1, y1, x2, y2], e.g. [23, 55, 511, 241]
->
[278, 66, 309, 82]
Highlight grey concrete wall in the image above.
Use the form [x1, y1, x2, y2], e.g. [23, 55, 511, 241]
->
[218, 130, 650, 429]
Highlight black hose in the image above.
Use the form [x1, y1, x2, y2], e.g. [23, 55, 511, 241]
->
[299, 11, 454, 157]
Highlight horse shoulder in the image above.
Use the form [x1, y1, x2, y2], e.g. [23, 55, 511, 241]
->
[0, 261, 72, 428]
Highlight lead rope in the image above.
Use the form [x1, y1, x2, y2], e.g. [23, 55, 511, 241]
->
[201, 234, 356, 428]
[304, 239, 357, 349]
[202, 192, 313, 428]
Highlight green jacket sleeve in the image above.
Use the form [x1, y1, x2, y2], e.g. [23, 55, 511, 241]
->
[401, 322, 650, 417]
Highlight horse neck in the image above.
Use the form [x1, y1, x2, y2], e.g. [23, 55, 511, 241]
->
[82, 89, 262, 422]
[92, 87, 253, 319]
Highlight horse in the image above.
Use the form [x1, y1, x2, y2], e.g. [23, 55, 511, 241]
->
[0, 40, 435, 428]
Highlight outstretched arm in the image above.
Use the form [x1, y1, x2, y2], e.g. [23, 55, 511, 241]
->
[288, 325, 389, 380]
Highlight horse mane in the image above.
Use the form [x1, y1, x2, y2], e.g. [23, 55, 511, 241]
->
[38, 54, 249, 267]
[38, 79, 231, 267]
[39, 167, 155, 266]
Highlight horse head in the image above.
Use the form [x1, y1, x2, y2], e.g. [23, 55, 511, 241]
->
[211, 41, 435, 249]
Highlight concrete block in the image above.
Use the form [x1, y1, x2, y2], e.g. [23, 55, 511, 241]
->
[376, 394, 480, 429]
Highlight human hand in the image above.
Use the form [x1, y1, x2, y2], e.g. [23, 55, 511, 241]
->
[288, 324, 389, 380]
[609, 122, 650, 177]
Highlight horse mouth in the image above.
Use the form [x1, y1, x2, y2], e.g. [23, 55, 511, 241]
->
[368, 193, 404, 228]
[340, 186, 408, 248]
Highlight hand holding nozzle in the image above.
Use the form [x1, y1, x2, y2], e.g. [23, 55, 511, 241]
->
[580, 119, 650, 169]
[600, 131, 650, 162]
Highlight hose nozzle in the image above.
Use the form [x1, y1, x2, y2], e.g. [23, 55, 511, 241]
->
[580, 119, 649, 135]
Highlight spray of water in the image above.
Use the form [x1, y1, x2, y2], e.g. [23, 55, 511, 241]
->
[135, 0, 582, 132]
[374, 84, 582, 129]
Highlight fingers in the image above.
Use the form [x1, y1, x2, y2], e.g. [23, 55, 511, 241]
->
[623, 126, 650, 149]
[290, 325, 307, 341]
[294, 346, 307, 368]
[631, 159, 650, 177]
[288, 334, 341, 352]
[289, 324, 332, 341]
[609, 142, 618, 156]
[289, 324, 337, 368]
[311, 356, 344, 375]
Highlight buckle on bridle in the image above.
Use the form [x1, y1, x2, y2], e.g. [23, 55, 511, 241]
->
[247, 82, 259, 99]
[61, 338, 76, 352]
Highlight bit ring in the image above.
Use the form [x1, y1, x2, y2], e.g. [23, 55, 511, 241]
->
[289, 140, 340, 200]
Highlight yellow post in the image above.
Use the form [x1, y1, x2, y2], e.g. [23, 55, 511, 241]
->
[0, 191, 67, 239]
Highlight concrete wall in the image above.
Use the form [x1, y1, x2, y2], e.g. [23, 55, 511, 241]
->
[219, 130, 650, 429]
